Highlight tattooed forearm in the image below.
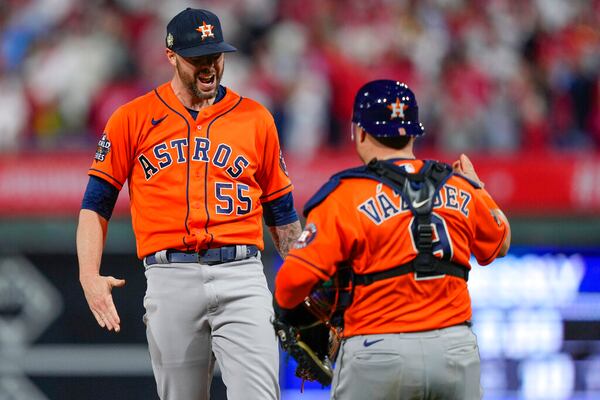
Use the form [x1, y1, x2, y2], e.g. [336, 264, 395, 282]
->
[269, 221, 302, 259]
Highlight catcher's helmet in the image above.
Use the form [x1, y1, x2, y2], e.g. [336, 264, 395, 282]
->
[352, 80, 424, 137]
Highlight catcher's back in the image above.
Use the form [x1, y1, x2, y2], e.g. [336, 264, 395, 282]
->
[287, 159, 507, 337]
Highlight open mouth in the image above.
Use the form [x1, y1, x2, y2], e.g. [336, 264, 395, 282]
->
[198, 74, 215, 84]
[193, 66, 218, 96]
[197, 72, 216, 92]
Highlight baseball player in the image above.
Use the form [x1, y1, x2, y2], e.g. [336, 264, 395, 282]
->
[77, 8, 301, 400]
[274, 80, 511, 399]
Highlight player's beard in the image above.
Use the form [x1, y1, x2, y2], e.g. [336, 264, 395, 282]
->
[176, 60, 222, 101]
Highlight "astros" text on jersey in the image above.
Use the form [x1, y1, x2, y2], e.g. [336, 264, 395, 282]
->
[137, 137, 250, 180]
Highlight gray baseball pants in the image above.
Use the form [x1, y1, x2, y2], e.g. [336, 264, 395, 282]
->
[331, 324, 482, 400]
[143, 253, 280, 400]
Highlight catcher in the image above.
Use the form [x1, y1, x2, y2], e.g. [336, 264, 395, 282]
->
[273, 80, 510, 399]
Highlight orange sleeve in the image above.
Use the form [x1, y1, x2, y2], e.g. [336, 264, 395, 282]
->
[471, 188, 508, 265]
[256, 116, 293, 203]
[88, 106, 134, 190]
[274, 192, 359, 308]
[275, 260, 324, 309]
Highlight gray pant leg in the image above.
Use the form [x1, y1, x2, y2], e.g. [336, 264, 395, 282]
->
[331, 334, 421, 400]
[208, 257, 280, 400]
[144, 264, 214, 400]
[437, 325, 482, 399]
[331, 326, 482, 400]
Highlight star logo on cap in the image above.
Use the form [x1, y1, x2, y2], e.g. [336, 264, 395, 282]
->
[387, 98, 408, 119]
[196, 21, 215, 40]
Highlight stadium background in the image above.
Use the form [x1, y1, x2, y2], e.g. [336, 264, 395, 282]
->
[1, 0, 599, 399]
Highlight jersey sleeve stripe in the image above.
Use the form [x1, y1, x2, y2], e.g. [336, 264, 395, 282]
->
[88, 169, 123, 189]
[286, 254, 331, 281]
[260, 183, 293, 200]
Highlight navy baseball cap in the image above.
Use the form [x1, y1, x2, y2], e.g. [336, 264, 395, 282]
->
[352, 80, 425, 137]
[166, 8, 237, 57]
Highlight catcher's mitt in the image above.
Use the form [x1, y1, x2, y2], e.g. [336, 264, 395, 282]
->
[273, 316, 334, 386]
[274, 274, 349, 387]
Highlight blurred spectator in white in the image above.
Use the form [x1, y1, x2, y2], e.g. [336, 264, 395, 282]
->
[0, 0, 598, 154]
[0, 69, 29, 151]
[23, 3, 128, 148]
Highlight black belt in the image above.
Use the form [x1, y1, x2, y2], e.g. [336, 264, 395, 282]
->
[144, 245, 259, 266]
[353, 259, 469, 286]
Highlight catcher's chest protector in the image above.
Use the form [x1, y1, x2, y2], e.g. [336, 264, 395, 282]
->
[305, 159, 454, 267]
[304, 159, 470, 326]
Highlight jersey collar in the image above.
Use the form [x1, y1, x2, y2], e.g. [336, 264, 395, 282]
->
[157, 82, 240, 123]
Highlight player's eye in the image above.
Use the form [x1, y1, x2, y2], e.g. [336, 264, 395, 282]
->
[189, 53, 222, 66]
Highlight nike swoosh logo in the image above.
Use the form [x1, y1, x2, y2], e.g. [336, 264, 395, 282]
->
[412, 199, 429, 208]
[151, 115, 168, 126]
[363, 338, 384, 347]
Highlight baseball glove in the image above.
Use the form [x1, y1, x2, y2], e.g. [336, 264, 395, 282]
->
[273, 302, 336, 387]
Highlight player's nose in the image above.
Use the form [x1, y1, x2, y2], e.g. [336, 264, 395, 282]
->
[197, 66, 214, 75]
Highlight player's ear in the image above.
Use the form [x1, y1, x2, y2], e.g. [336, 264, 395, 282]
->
[359, 128, 368, 143]
[166, 49, 177, 67]
[351, 124, 366, 143]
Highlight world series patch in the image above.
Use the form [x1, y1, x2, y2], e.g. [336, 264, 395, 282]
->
[94, 133, 111, 162]
[279, 149, 289, 176]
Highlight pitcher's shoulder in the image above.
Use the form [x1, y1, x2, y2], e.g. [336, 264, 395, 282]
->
[234, 92, 273, 119]
[113, 87, 165, 118]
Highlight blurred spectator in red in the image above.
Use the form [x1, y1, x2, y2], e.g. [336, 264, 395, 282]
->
[0, 0, 598, 156]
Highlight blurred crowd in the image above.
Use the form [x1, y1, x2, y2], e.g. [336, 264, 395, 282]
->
[1, 0, 599, 158]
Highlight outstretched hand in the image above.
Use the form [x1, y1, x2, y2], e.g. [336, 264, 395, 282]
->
[80, 274, 126, 332]
[452, 153, 484, 188]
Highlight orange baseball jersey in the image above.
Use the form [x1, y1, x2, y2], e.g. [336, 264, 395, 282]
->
[89, 83, 292, 258]
[275, 159, 508, 337]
